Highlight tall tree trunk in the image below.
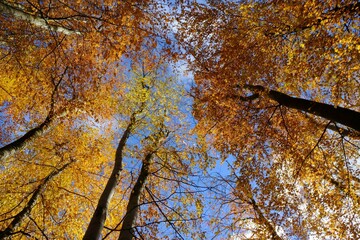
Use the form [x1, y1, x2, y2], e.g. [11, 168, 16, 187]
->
[0, 160, 73, 239]
[118, 153, 152, 240]
[249, 198, 282, 240]
[242, 85, 360, 132]
[0, 116, 52, 161]
[0, 66, 69, 161]
[83, 114, 136, 240]
[0, 110, 68, 161]
[0, 0, 79, 35]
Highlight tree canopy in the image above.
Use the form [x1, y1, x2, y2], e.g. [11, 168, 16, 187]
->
[1, 0, 359, 239]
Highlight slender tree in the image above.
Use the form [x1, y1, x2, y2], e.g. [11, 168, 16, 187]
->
[83, 111, 140, 240]
[0, 159, 74, 239]
[118, 152, 153, 240]
[117, 119, 170, 239]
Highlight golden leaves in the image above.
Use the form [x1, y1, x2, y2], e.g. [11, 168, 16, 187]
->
[0, 0, 359, 239]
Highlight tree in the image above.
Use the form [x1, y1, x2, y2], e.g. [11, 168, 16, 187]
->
[1, 0, 359, 239]
[117, 130, 168, 240]
[0, 0, 190, 238]
[0, 68, 69, 160]
[0, 115, 117, 238]
[84, 55, 206, 239]
[0, 159, 74, 239]
[0, 0, 170, 161]
[83, 113, 138, 240]
[179, 0, 360, 238]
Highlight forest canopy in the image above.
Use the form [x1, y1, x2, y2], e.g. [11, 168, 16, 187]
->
[0, 0, 359, 239]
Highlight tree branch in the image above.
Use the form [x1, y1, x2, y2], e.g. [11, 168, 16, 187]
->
[145, 187, 185, 240]
[0, 0, 80, 35]
[0, 67, 69, 161]
[237, 84, 360, 132]
[0, 160, 74, 239]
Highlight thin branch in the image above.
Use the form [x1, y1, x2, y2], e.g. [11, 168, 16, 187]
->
[279, 106, 291, 138]
[0, 67, 69, 161]
[145, 187, 185, 240]
[304, 115, 360, 139]
[28, 215, 49, 240]
[293, 121, 331, 184]
[0, 190, 35, 219]
[0, 0, 80, 35]
[57, 186, 95, 208]
[339, 134, 352, 195]
[0, 160, 74, 239]
[0, 84, 13, 99]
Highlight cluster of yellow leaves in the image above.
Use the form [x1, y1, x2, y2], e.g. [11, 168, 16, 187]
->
[61, 55, 205, 239]
[0, 119, 117, 238]
[0, 1, 179, 237]
[2, 0, 358, 238]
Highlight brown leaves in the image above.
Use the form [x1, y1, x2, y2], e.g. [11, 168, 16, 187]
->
[181, 0, 360, 238]
[1, 0, 359, 239]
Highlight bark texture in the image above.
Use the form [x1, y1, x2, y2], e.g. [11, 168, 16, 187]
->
[0, 110, 68, 161]
[0, 160, 73, 239]
[250, 198, 282, 240]
[83, 115, 136, 240]
[0, 0, 79, 35]
[0, 117, 51, 161]
[243, 85, 360, 132]
[118, 153, 152, 240]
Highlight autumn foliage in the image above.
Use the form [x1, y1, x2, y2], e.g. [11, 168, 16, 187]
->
[1, 0, 360, 239]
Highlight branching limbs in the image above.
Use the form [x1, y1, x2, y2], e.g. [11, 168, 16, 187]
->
[83, 111, 140, 240]
[0, 159, 74, 239]
[0, 0, 80, 35]
[0, 67, 69, 161]
[235, 84, 360, 132]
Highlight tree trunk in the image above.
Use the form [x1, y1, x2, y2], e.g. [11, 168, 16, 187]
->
[0, 1, 79, 35]
[0, 160, 73, 239]
[243, 85, 360, 132]
[118, 153, 152, 240]
[0, 117, 51, 161]
[0, 110, 69, 161]
[83, 115, 136, 240]
[0, 67, 70, 161]
[250, 197, 282, 240]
